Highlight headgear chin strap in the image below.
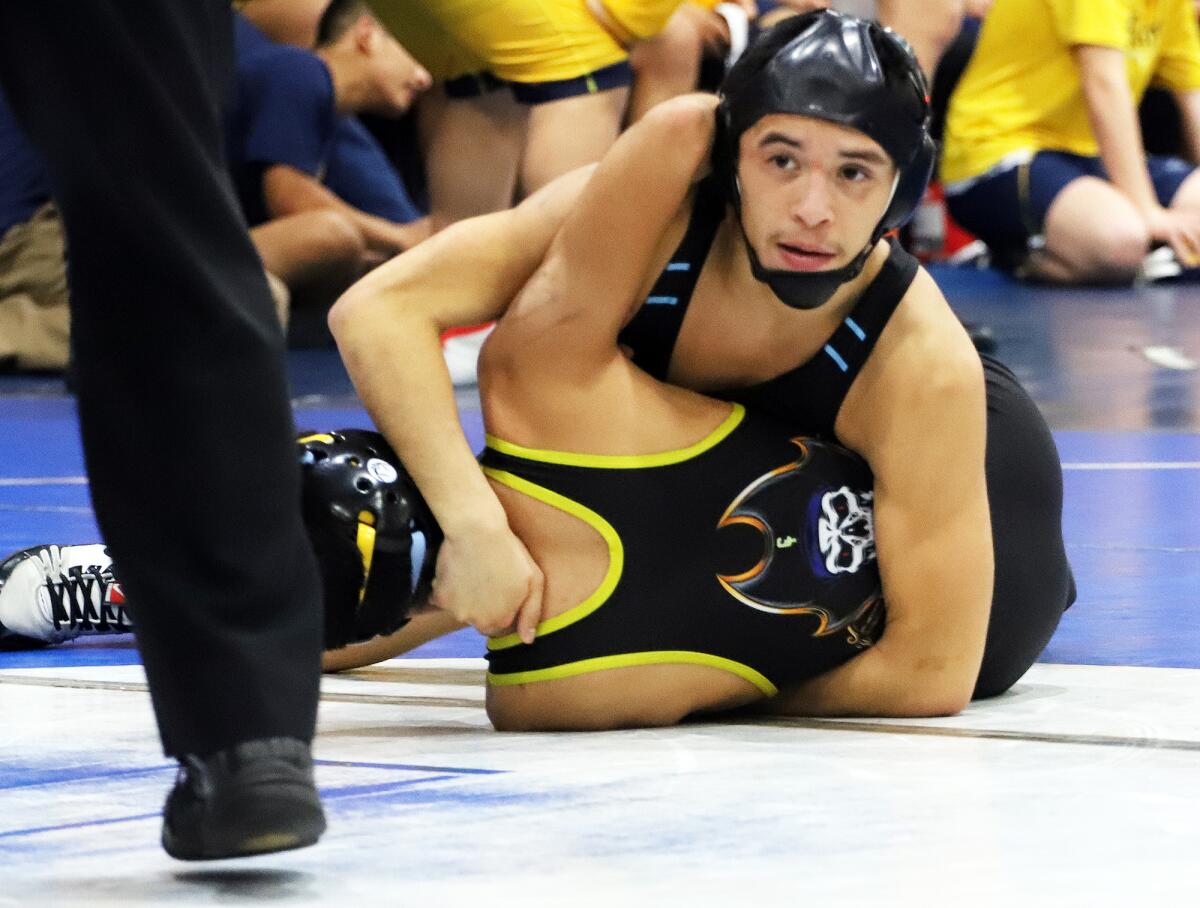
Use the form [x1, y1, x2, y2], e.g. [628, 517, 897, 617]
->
[716, 10, 935, 310]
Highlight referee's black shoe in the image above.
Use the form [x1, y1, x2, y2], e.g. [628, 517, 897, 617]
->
[162, 737, 326, 860]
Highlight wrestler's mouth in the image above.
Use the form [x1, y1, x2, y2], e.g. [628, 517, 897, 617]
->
[776, 242, 837, 271]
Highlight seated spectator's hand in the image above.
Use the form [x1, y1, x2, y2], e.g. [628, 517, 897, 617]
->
[430, 523, 545, 643]
[1144, 206, 1200, 268]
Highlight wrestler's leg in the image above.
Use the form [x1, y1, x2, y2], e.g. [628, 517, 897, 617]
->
[971, 357, 1074, 698]
[486, 663, 764, 731]
[322, 610, 466, 672]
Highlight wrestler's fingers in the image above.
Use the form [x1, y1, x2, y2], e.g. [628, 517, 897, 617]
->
[516, 565, 546, 645]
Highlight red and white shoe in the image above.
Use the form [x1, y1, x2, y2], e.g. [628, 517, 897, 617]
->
[0, 544, 130, 649]
[442, 323, 495, 388]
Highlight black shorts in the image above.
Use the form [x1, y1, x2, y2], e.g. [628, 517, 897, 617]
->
[976, 354, 1076, 698]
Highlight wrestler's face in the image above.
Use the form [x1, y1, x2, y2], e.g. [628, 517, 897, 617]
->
[736, 114, 896, 273]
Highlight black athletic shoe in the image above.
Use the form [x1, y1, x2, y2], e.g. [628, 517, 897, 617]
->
[161, 737, 326, 860]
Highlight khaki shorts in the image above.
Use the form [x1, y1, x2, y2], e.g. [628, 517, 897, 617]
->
[0, 202, 70, 371]
[0, 204, 290, 373]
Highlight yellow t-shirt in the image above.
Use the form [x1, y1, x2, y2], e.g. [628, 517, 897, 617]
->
[941, 0, 1200, 185]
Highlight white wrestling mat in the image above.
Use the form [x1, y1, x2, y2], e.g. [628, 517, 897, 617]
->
[2, 659, 1199, 907]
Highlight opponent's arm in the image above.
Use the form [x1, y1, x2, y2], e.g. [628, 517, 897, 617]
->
[328, 168, 592, 639]
[766, 292, 992, 717]
[492, 93, 718, 380]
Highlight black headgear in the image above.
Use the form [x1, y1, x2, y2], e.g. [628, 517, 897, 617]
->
[297, 429, 441, 650]
[715, 10, 934, 309]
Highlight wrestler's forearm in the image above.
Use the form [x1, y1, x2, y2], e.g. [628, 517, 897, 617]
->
[331, 299, 506, 534]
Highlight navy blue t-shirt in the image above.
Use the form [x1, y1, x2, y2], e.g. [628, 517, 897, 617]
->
[226, 15, 338, 226]
[324, 117, 424, 224]
[0, 90, 52, 238]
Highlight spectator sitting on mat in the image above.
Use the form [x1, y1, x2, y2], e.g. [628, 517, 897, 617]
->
[0, 90, 67, 372]
[941, 0, 1200, 284]
[227, 1, 431, 322]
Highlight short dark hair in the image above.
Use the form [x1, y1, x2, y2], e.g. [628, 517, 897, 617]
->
[316, 0, 368, 47]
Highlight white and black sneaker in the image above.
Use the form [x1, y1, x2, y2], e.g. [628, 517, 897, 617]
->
[0, 545, 131, 649]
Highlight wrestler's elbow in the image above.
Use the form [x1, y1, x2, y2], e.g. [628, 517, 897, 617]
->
[898, 653, 978, 716]
[327, 279, 374, 341]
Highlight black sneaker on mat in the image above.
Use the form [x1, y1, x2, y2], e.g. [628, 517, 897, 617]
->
[162, 737, 326, 860]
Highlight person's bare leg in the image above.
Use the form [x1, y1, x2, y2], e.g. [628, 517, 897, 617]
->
[627, 13, 705, 123]
[420, 87, 528, 233]
[1024, 176, 1150, 284]
[1167, 166, 1200, 212]
[321, 610, 467, 672]
[519, 87, 629, 194]
[876, 0, 964, 78]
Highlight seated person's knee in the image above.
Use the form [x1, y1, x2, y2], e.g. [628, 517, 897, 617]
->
[1087, 222, 1151, 278]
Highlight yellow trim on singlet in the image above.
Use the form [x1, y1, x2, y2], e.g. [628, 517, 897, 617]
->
[484, 404, 745, 470]
[482, 468, 624, 651]
[486, 651, 778, 696]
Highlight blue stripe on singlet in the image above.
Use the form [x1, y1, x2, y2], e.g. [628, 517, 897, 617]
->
[646, 296, 678, 305]
[666, 262, 691, 272]
[844, 317, 866, 341]
[824, 344, 849, 372]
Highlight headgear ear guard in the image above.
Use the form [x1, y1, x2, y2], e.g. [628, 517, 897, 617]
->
[297, 429, 441, 650]
[715, 10, 934, 309]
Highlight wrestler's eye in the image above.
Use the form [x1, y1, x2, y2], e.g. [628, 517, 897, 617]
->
[840, 164, 870, 182]
[768, 153, 796, 171]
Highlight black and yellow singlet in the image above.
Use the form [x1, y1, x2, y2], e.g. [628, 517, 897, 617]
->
[480, 404, 884, 695]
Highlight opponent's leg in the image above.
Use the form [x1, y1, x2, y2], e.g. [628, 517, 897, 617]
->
[972, 357, 1074, 698]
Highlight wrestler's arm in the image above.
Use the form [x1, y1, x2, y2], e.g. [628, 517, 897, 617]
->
[488, 93, 719, 379]
[764, 281, 993, 717]
[327, 167, 592, 639]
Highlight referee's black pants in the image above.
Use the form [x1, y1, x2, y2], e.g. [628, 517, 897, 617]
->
[0, 0, 323, 757]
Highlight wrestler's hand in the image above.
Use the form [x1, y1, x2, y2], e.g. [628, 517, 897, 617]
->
[429, 523, 545, 644]
[1144, 205, 1200, 269]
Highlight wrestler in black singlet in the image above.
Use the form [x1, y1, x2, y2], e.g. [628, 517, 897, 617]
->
[480, 405, 886, 694]
[618, 178, 1077, 698]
